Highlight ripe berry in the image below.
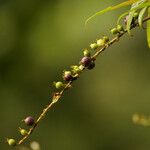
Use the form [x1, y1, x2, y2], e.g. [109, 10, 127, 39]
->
[97, 39, 105, 47]
[63, 71, 73, 81]
[80, 56, 91, 67]
[117, 25, 124, 32]
[55, 81, 64, 89]
[7, 139, 16, 146]
[19, 128, 28, 136]
[87, 61, 95, 70]
[83, 49, 91, 57]
[24, 116, 35, 126]
[103, 36, 109, 42]
[90, 43, 98, 50]
[110, 28, 118, 34]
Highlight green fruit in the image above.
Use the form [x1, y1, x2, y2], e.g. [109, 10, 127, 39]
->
[110, 28, 118, 34]
[117, 25, 124, 32]
[7, 139, 16, 146]
[90, 43, 98, 50]
[71, 65, 81, 73]
[103, 36, 109, 42]
[19, 128, 28, 136]
[55, 82, 64, 89]
[97, 39, 105, 46]
[83, 49, 91, 57]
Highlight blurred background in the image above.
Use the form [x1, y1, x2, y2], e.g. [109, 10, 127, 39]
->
[0, 0, 150, 150]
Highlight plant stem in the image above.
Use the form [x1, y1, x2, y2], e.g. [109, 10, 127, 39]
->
[17, 16, 150, 145]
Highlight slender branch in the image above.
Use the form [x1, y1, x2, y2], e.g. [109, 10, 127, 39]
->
[17, 16, 150, 145]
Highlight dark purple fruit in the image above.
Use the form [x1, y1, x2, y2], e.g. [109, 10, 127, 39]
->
[63, 71, 73, 81]
[80, 57, 91, 67]
[87, 61, 95, 70]
[24, 116, 35, 126]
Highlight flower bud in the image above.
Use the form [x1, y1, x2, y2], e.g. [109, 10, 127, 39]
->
[90, 43, 98, 50]
[71, 65, 82, 74]
[54, 82, 64, 89]
[19, 128, 28, 136]
[83, 49, 91, 57]
[7, 138, 16, 146]
[103, 36, 109, 43]
[97, 39, 105, 47]
[117, 25, 124, 32]
[110, 28, 118, 34]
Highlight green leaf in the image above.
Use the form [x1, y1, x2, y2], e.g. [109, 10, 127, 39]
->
[147, 7, 150, 48]
[127, 11, 135, 35]
[127, 0, 147, 35]
[85, 0, 139, 25]
[117, 2, 150, 25]
[138, 7, 147, 28]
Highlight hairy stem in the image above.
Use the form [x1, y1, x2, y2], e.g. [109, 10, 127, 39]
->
[17, 16, 150, 145]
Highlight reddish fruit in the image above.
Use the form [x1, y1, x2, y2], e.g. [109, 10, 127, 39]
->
[80, 57, 91, 67]
[24, 116, 35, 126]
[63, 71, 73, 81]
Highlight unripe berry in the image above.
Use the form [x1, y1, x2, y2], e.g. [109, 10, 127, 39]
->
[7, 139, 16, 146]
[24, 116, 35, 126]
[90, 43, 98, 50]
[97, 39, 105, 47]
[83, 49, 91, 57]
[19, 128, 28, 136]
[110, 28, 118, 34]
[55, 81, 64, 89]
[103, 36, 109, 42]
[71, 65, 81, 74]
[80, 56, 91, 67]
[63, 71, 73, 81]
[87, 61, 95, 70]
[117, 25, 124, 32]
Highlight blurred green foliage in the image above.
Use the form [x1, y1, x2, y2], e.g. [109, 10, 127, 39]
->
[0, 0, 150, 150]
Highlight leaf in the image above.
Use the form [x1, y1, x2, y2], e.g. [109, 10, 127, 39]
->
[85, 0, 139, 25]
[127, 0, 147, 35]
[126, 10, 135, 35]
[147, 7, 150, 48]
[138, 7, 147, 28]
[117, 2, 150, 25]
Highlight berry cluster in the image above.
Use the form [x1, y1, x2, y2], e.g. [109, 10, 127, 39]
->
[110, 12, 139, 35]
[6, 11, 145, 147]
[7, 116, 35, 146]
